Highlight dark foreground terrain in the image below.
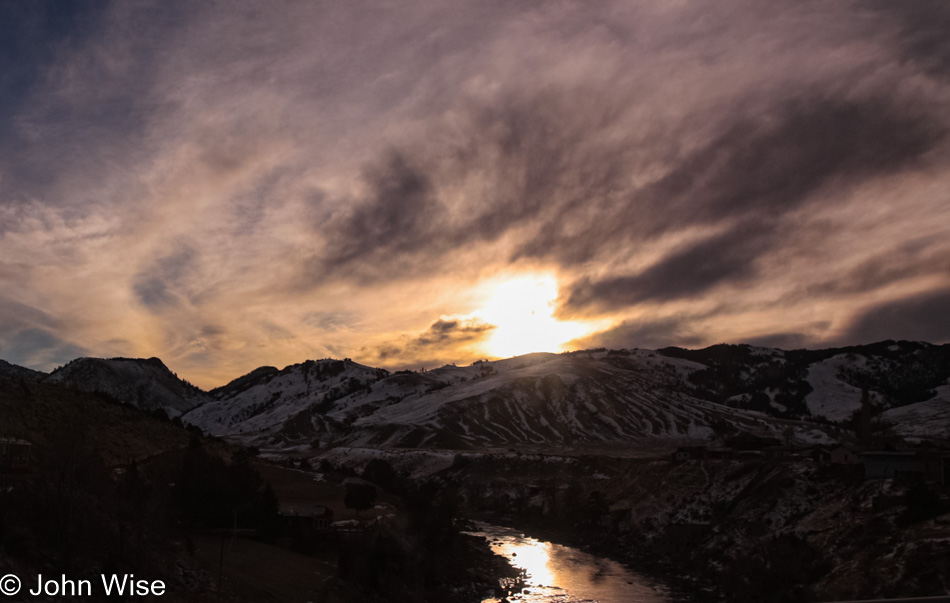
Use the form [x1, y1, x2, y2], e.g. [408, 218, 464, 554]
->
[3, 348, 950, 602]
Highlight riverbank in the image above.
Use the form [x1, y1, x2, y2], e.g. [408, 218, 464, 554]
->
[468, 521, 670, 602]
[442, 454, 950, 602]
[472, 513, 697, 602]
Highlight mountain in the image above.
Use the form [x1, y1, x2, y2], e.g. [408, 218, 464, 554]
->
[0, 378, 191, 465]
[182, 341, 950, 451]
[180, 351, 791, 449]
[45, 356, 209, 416]
[8, 340, 946, 450]
[660, 340, 950, 417]
[0, 359, 46, 383]
[184, 358, 388, 435]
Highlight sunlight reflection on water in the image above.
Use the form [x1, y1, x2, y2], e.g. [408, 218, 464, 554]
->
[469, 523, 669, 603]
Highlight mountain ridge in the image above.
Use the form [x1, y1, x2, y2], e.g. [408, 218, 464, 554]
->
[3, 339, 948, 449]
[44, 356, 210, 416]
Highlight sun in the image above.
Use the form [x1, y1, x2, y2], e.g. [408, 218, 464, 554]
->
[475, 274, 594, 358]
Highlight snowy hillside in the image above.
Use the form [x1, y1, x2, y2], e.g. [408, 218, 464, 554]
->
[45, 357, 208, 416]
[183, 349, 837, 450]
[659, 341, 950, 425]
[882, 383, 950, 438]
[9, 339, 945, 450]
[183, 358, 388, 435]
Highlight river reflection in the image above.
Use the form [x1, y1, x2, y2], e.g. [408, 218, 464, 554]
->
[468, 523, 669, 603]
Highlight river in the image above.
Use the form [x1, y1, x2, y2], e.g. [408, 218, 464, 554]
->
[467, 523, 670, 603]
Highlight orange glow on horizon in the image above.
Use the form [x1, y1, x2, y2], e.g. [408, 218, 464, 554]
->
[473, 274, 602, 358]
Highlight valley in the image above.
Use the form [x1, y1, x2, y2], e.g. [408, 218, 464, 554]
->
[2, 340, 949, 601]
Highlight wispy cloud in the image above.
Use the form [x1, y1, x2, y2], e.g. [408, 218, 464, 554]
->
[1, 1, 950, 386]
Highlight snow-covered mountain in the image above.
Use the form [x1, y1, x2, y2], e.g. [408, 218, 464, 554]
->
[5, 340, 946, 449]
[661, 340, 949, 425]
[179, 355, 729, 448]
[45, 357, 208, 416]
[184, 358, 388, 435]
[181, 341, 949, 450]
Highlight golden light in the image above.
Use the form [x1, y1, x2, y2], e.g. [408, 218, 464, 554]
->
[475, 274, 597, 358]
[493, 536, 555, 587]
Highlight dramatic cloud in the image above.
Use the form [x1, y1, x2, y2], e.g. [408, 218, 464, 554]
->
[561, 223, 773, 314]
[839, 288, 950, 345]
[569, 317, 703, 352]
[866, 0, 950, 78]
[372, 318, 496, 367]
[0, 328, 87, 369]
[2, 0, 950, 386]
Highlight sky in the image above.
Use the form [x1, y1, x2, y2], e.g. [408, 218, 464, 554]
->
[1, 1, 950, 388]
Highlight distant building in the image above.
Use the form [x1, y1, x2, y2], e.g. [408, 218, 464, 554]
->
[279, 503, 334, 532]
[811, 446, 832, 463]
[829, 444, 862, 465]
[277, 503, 334, 552]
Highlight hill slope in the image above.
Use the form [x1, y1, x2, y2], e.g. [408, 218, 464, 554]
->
[184, 351, 829, 449]
[45, 357, 209, 416]
[7, 340, 945, 451]
[184, 342, 950, 450]
[0, 359, 46, 383]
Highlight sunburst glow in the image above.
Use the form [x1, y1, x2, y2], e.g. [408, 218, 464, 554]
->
[475, 274, 595, 359]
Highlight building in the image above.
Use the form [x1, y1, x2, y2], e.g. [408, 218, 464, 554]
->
[829, 444, 862, 465]
[279, 503, 334, 531]
[811, 446, 832, 463]
[277, 503, 334, 552]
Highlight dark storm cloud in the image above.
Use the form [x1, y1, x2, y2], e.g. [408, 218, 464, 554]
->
[373, 318, 494, 361]
[415, 319, 494, 346]
[4, 0, 950, 383]
[310, 87, 945, 297]
[569, 317, 702, 351]
[457, 94, 629, 251]
[806, 242, 950, 297]
[865, 0, 950, 78]
[317, 152, 447, 279]
[744, 332, 815, 350]
[623, 98, 944, 233]
[562, 222, 772, 314]
[549, 94, 945, 314]
[840, 288, 950, 345]
[303, 87, 642, 281]
[522, 95, 944, 271]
